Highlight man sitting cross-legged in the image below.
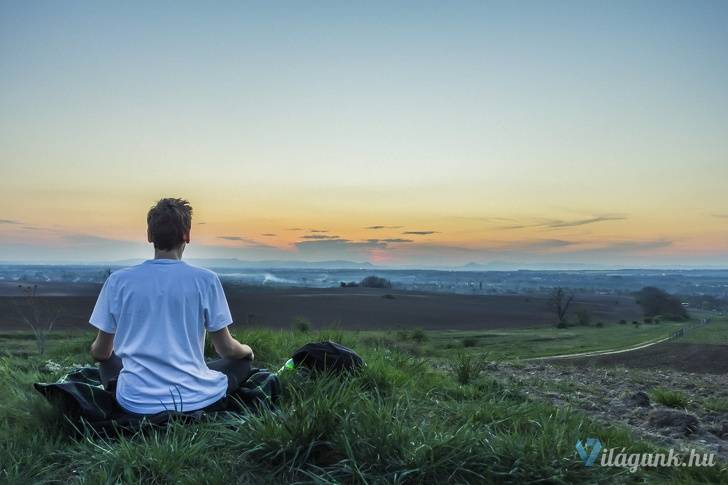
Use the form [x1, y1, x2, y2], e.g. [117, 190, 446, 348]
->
[89, 197, 254, 414]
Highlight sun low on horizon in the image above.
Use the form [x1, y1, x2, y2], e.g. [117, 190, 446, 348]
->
[1, 2, 727, 268]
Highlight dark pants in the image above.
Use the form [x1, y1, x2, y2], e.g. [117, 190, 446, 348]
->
[99, 352, 252, 405]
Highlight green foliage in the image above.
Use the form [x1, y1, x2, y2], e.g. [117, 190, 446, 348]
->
[0, 330, 725, 483]
[462, 336, 479, 347]
[203, 333, 216, 358]
[634, 287, 689, 321]
[452, 353, 485, 385]
[650, 388, 690, 408]
[359, 275, 392, 289]
[292, 316, 311, 333]
[704, 397, 728, 413]
[575, 309, 591, 326]
[396, 328, 428, 344]
[409, 328, 428, 344]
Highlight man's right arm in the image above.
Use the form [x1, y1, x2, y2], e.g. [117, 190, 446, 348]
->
[209, 327, 254, 360]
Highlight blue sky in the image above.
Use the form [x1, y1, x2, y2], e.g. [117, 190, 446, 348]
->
[1, 1, 727, 266]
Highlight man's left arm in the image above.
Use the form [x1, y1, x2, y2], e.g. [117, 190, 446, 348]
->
[89, 276, 118, 361]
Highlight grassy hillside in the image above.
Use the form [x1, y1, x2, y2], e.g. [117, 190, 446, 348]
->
[1, 328, 725, 483]
[419, 320, 685, 360]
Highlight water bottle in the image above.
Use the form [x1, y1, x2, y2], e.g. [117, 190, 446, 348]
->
[277, 358, 295, 375]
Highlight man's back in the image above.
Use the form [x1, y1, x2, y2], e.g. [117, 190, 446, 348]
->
[90, 259, 233, 414]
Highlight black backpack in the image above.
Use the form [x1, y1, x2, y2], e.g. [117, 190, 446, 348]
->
[292, 341, 365, 373]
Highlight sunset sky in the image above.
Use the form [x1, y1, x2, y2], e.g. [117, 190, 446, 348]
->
[1, 1, 727, 267]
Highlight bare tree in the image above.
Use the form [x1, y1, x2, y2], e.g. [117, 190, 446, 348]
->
[549, 287, 574, 326]
[14, 284, 61, 355]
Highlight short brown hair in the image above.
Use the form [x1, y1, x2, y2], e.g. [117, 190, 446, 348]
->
[147, 198, 193, 250]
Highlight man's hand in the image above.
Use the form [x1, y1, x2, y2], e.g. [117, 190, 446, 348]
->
[210, 327, 254, 360]
[239, 344, 254, 361]
[90, 330, 115, 361]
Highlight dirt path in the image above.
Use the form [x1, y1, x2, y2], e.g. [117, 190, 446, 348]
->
[557, 341, 728, 375]
[525, 335, 673, 361]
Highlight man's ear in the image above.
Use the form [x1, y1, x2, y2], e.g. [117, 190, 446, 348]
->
[183, 230, 190, 244]
[147, 227, 153, 243]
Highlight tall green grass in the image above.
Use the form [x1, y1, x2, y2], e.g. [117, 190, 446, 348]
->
[0, 329, 725, 483]
[650, 388, 690, 409]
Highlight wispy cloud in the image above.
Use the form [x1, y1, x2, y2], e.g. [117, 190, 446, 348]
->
[367, 238, 413, 243]
[365, 225, 403, 230]
[286, 227, 303, 231]
[587, 239, 673, 252]
[545, 215, 627, 229]
[501, 215, 627, 230]
[261, 233, 277, 237]
[456, 216, 519, 223]
[301, 234, 340, 240]
[295, 238, 387, 258]
[514, 239, 575, 250]
[497, 238, 670, 253]
[402, 230, 439, 235]
[0, 219, 20, 225]
[217, 235, 275, 248]
[309, 229, 328, 233]
[293, 238, 387, 261]
[712, 214, 728, 219]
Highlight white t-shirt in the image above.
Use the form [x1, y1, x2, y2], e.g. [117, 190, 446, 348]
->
[89, 259, 233, 414]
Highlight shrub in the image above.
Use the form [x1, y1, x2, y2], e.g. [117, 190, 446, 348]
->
[619, 319, 627, 325]
[410, 328, 428, 344]
[650, 388, 689, 408]
[633, 287, 689, 321]
[575, 309, 592, 326]
[704, 398, 728, 413]
[292, 317, 311, 333]
[394, 328, 427, 344]
[360, 276, 392, 289]
[462, 337, 478, 348]
[382, 293, 396, 300]
[14, 284, 60, 355]
[644, 317, 653, 324]
[595, 321, 604, 328]
[452, 353, 484, 385]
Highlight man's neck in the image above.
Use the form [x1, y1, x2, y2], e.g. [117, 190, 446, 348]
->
[154, 247, 184, 260]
